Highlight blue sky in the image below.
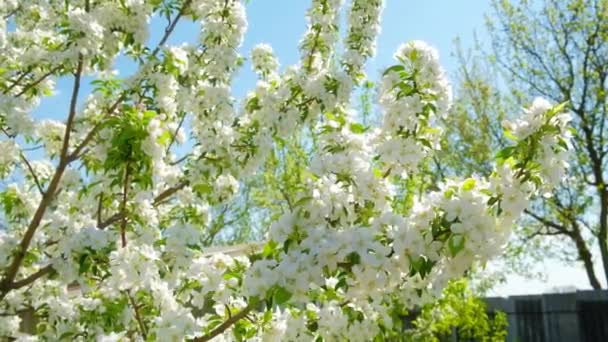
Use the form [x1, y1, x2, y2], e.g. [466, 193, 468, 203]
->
[38, 1, 602, 296]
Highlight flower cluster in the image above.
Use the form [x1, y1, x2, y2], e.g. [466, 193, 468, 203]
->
[376, 41, 452, 177]
[502, 98, 572, 192]
[342, 0, 384, 80]
[300, 0, 343, 72]
[503, 97, 553, 140]
[0, 140, 19, 177]
[251, 44, 279, 78]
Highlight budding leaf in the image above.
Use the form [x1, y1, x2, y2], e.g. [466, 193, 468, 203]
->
[545, 100, 569, 119]
[462, 178, 476, 191]
[503, 129, 517, 141]
[495, 146, 516, 161]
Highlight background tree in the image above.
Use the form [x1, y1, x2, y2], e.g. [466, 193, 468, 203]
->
[441, 0, 608, 289]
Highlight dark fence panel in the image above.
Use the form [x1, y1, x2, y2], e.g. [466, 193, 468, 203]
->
[578, 300, 608, 342]
[515, 299, 546, 342]
[486, 290, 608, 342]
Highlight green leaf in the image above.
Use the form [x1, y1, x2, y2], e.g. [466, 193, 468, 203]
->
[382, 167, 392, 179]
[349, 123, 367, 134]
[462, 178, 476, 191]
[293, 196, 312, 208]
[79, 254, 91, 275]
[495, 146, 515, 161]
[557, 137, 569, 150]
[545, 100, 568, 119]
[487, 196, 499, 206]
[410, 256, 435, 278]
[263, 310, 273, 324]
[262, 240, 278, 258]
[272, 286, 292, 305]
[503, 129, 518, 141]
[382, 64, 405, 76]
[59, 332, 75, 340]
[418, 138, 433, 149]
[448, 234, 465, 257]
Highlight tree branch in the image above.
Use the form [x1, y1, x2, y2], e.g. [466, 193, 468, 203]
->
[19, 152, 44, 196]
[13, 66, 62, 98]
[151, 0, 192, 57]
[153, 180, 189, 206]
[0, 57, 84, 300]
[3, 67, 32, 94]
[524, 209, 571, 235]
[9, 265, 54, 290]
[191, 303, 255, 342]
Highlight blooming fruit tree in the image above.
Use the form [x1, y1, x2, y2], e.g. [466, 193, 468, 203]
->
[0, 0, 571, 340]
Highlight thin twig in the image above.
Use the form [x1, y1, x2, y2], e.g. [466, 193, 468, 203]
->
[60, 58, 84, 161]
[98, 212, 123, 230]
[165, 112, 187, 155]
[127, 292, 148, 339]
[68, 94, 125, 162]
[0, 128, 43, 195]
[3, 67, 32, 94]
[97, 179, 189, 230]
[96, 193, 104, 227]
[19, 152, 44, 195]
[120, 162, 131, 247]
[68, 0, 191, 163]
[14, 66, 62, 98]
[151, 0, 192, 57]
[2, 5, 20, 19]
[169, 153, 191, 166]
[21, 145, 44, 152]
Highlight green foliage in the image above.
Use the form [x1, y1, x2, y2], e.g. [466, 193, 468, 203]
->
[104, 107, 155, 189]
[405, 279, 508, 342]
[0, 187, 27, 222]
[249, 134, 311, 232]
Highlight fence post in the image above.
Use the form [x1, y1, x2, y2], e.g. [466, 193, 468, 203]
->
[541, 292, 581, 342]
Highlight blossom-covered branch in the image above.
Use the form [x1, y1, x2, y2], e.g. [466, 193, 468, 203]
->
[0, 0, 571, 340]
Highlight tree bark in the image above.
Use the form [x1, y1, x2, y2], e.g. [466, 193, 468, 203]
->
[571, 229, 602, 289]
[598, 188, 608, 287]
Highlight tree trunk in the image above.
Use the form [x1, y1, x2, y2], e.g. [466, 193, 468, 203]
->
[598, 189, 608, 287]
[572, 230, 603, 290]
